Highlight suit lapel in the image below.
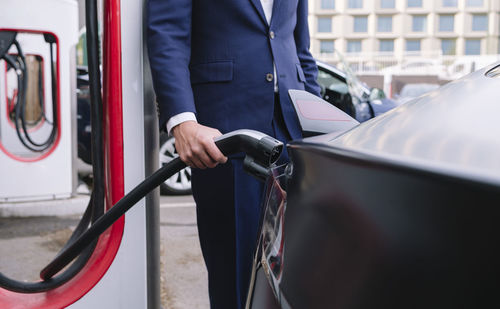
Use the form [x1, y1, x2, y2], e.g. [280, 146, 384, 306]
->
[270, 0, 282, 27]
[249, 0, 268, 26]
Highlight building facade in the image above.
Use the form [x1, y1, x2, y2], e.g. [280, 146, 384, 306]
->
[309, 0, 500, 66]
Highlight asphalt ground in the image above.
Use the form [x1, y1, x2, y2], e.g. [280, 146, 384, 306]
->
[0, 195, 209, 309]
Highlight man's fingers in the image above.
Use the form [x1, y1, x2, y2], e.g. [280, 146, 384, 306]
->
[172, 122, 228, 169]
[179, 144, 219, 169]
[198, 150, 218, 169]
[178, 148, 201, 169]
[204, 137, 228, 164]
[178, 153, 194, 169]
[190, 156, 207, 169]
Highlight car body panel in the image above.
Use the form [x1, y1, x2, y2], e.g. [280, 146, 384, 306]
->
[330, 62, 500, 187]
[278, 142, 500, 308]
[288, 89, 359, 136]
[248, 62, 500, 308]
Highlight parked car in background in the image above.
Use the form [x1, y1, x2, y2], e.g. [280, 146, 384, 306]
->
[395, 83, 440, 104]
[246, 63, 500, 309]
[317, 61, 399, 122]
[158, 133, 192, 195]
[75, 66, 93, 183]
[76, 66, 91, 165]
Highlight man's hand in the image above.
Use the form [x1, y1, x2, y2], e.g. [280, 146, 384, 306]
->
[171, 121, 228, 169]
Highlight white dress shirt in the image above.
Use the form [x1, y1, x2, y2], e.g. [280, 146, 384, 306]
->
[260, 0, 274, 25]
[166, 0, 275, 134]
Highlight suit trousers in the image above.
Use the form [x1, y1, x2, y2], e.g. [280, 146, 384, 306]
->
[191, 95, 292, 309]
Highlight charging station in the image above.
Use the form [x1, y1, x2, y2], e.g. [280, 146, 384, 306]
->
[0, 0, 78, 202]
[0, 0, 161, 307]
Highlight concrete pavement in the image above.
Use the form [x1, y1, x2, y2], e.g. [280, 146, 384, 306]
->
[159, 196, 209, 309]
[0, 194, 209, 309]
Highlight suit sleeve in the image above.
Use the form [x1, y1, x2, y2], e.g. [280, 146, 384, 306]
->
[147, 0, 196, 131]
[294, 0, 321, 97]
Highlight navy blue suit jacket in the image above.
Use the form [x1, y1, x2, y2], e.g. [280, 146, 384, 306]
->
[147, 0, 320, 140]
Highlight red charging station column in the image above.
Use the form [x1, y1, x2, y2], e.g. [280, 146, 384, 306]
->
[0, 0, 157, 306]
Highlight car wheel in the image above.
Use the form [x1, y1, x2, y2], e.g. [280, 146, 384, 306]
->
[159, 134, 192, 195]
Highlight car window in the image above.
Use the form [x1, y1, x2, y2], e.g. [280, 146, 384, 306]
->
[317, 68, 349, 94]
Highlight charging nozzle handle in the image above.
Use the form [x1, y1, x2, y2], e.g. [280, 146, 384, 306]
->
[214, 129, 283, 165]
[40, 130, 283, 281]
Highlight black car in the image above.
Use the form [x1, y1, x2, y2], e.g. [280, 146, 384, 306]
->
[77, 66, 92, 165]
[316, 60, 399, 122]
[246, 63, 500, 308]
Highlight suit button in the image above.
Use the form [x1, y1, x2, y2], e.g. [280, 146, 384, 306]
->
[266, 73, 274, 82]
[269, 31, 275, 39]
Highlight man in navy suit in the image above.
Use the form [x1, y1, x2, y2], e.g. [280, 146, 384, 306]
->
[147, 0, 320, 307]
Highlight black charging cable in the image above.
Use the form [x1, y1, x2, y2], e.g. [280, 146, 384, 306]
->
[0, 32, 58, 153]
[13, 37, 58, 152]
[0, 0, 103, 293]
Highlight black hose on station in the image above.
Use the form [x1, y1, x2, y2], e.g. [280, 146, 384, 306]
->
[7, 37, 58, 152]
[0, 0, 102, 293]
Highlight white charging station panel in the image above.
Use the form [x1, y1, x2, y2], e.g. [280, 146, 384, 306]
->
[0, 0, 78, 202]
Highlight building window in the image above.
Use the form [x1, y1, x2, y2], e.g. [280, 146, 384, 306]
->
[321, 0, 335, 9]
[381, 0, 395, 8]
[439, 15, 454, 32]
[442, 0, 457, 7]
[347, 40, 362, 53]
[472, 14, 488, 31]
[379, 40, 394, 52]
[465, 39, 481, 55]
[377, 16, 392, 32]
[412, 15, 427, 32]
[441, 39, 456, 55]
[353, 16, 368, 32]
[406, 39, 421, 51]
[348, 0, 363, 9]
[466, 0, 484, 7]
[318, 17, 332, 32]
[407, 0, 422, 8]
[320, 40, 335, 53]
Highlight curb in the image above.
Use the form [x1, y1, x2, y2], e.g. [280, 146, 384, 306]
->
[0, 194, 90, 218]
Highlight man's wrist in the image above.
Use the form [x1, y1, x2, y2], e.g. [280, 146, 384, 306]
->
[166, 112, 197, 135]
[171, 120, 197, 137]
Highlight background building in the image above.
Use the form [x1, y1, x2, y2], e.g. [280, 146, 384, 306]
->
[309, 0, 500, 75]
